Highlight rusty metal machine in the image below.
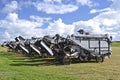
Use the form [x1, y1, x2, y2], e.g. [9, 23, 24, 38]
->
[2, 30, 112, 64]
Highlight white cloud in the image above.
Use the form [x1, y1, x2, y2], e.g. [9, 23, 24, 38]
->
[0, 15, 75, 43]
[33, 2, 78, 14]
[0, 0, 96, 14]
[102, 19, 117, 27]
[5, 13, 18, 22]
[0, 13, 52, 42]
[1, 1, 18, 13]
[46, 18, 74, 36]
[1, 0, 120, 42]
[90, 8, 111, 14]
[110, 0, 120, 11]
[73, 19, 103, 34]
[32, 0, 96, 14]
[44, 0, 62, 3]
[30, 15, 52, 25]
[76, 1, 120, 41]
[72, 0, 119, 41]
[76, 0, 92, 6]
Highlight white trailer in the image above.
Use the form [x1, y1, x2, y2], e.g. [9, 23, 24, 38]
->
[67, 34, 112, 62]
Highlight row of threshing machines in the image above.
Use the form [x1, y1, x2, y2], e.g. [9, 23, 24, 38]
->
[1, 30, 112, 64]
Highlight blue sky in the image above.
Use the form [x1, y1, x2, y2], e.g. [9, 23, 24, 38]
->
[0, 0, 120, 43]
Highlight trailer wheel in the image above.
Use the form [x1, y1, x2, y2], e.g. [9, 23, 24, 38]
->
[95, 56, 104, 63]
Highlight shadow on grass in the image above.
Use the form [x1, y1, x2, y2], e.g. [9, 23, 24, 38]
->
[10, 57, 57, 66]
[10, 56, 98, 67]
[10, 61, 55, 66]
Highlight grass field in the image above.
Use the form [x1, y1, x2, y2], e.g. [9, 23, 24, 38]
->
[0, 43, 120, 80]
[112, 42, 120, 47]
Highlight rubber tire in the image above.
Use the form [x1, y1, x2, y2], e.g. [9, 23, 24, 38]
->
[95, 56, 104, 63]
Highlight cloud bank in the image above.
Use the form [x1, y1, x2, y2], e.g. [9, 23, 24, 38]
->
[0, 0, 120, 43]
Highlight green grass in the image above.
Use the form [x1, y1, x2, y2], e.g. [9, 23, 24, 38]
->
[112, 42, 120, 47]
[0, 45, 120, 80]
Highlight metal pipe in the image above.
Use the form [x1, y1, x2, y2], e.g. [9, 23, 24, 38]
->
[99, 40, 101, 55]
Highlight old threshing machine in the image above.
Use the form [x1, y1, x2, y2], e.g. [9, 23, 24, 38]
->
[2, 30, 112, 64]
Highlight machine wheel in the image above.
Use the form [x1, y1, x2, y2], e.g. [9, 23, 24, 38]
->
[95, 56, 104, 63]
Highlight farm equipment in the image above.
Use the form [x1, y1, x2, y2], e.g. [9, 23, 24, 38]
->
[2, 30, 112, 64]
